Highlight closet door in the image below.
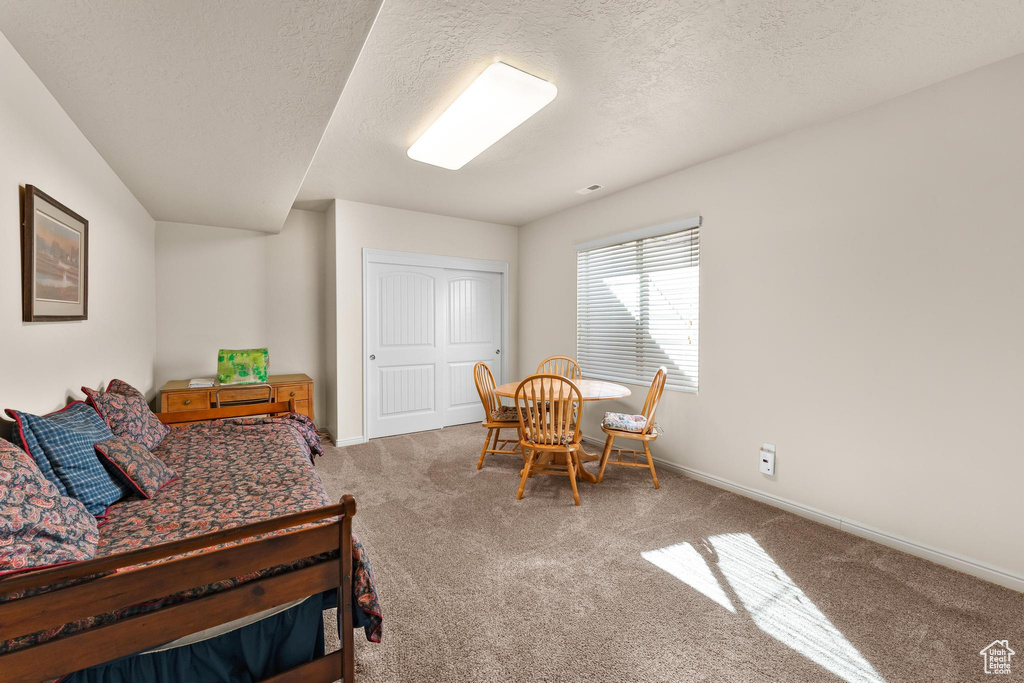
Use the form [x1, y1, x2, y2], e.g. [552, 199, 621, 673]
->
[365, 263, 445, 438]
[442, 269, 502, 426]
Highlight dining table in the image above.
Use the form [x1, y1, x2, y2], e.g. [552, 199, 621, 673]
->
[493, 377, 631, 483]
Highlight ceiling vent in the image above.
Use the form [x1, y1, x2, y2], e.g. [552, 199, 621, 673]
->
[575, 184, 603, 195]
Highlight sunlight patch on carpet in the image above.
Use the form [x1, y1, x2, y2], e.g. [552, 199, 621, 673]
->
[645, 534, 884, 683]
[641, 542, 736, 613]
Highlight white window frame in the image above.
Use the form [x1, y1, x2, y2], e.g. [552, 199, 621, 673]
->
[575, 216, 701, 393]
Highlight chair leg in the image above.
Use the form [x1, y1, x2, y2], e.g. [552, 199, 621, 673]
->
[643, 441, 660, 489]
[528, 449, 541, 477]
[517, 450, 536, 500]
[567, 450, 581, 506]
[477, 428, 493, 469]
[491, 428, 501, 452]
[597, 435, 615, 483]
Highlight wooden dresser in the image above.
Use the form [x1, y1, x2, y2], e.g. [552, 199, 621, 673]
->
[158, 373, 314, 422]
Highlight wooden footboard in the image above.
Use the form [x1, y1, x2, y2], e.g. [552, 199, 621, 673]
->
[156, 398, 298, 427]
[0, 496, 357, 683]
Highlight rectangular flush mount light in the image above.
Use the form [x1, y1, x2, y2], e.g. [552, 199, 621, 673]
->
[407, 62, 557, 170]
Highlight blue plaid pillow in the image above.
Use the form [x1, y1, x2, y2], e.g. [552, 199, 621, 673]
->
[6, 409, 67, 495]
[5, 402, 132, 516]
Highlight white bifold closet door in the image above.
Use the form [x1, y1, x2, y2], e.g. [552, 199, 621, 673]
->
[366, 262, 502, 438]
[442, 269, 502, 427]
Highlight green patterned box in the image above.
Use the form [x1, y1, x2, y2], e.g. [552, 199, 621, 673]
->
[217, 348, 269, 385]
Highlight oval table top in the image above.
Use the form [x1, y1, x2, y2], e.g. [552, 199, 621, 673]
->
[494, 378, 631, 401]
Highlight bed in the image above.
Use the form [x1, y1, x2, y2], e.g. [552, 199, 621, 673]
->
[0, 400, 380, 682]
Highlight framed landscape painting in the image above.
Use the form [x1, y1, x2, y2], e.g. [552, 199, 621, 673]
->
[21, 185, 88, 322]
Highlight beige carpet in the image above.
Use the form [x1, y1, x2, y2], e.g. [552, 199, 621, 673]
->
[317, 424, 1023, 682]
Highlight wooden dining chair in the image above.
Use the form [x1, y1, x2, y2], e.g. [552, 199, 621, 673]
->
[514, 374, 585, 505]
[597, 366, 668, 489]
[473, 362, 521, 469]
[536, 355, 582, 381]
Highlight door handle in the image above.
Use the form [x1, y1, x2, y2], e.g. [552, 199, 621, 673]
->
[369, 354, 376, 361]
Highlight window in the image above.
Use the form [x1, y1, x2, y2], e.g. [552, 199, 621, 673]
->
[576, 218, 700, 392]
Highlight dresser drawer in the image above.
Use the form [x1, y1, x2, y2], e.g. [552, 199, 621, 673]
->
[165, 392, 210, 412]
[275, 384, 309, 402]
[216, 386, 274, 405]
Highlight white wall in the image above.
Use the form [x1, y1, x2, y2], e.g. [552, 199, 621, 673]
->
[329, 200, 518, 442]
[266, 209, 327, 419]
[0, 32, 156, 416]
[518, 53, 1024, 584]
[154, 209, 326, 419]
[324, 201, 339, 438]
[154, 222, 265, 383]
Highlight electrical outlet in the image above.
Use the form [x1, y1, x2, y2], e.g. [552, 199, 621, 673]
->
[759, 443, 776, 476]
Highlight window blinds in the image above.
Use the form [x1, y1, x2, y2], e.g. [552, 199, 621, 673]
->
[576, 219, 699, 392]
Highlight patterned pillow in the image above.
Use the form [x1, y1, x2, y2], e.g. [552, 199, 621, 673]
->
[603, 412, 648, 433]
[522, 428, 577, 445]
[83, 379, 170, 450]
[94, 437, 177, 498]
[0, 437, 99, 577]
[490, 406, 520, 422]
[4, 402, 132, 517]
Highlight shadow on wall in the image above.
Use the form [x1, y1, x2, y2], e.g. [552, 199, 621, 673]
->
[0, 418, 13, 443]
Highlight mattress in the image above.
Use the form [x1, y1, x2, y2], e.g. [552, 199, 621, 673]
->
[0, 415, 382, 661]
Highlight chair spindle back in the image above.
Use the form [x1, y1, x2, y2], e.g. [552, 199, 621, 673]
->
[640, 367, 668, 435]
[473, 362, 501, 416]
[536, 356, 582, 381]
[515, 374, 582, 447]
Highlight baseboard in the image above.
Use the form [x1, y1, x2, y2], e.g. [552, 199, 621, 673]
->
[581, 435, 1024, 592]
[658, 458, 842, 530]
[836, 520, 1024, 593]
[333, 435, 368, 447]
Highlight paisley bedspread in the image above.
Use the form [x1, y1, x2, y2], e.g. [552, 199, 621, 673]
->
[0, 416, 382, 657]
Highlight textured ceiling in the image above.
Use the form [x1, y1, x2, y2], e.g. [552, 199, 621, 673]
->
[0, 0, 382, 232]
[296, 0, 1024, 226]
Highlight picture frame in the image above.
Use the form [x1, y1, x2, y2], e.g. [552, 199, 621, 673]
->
[21, 185, 89, 322]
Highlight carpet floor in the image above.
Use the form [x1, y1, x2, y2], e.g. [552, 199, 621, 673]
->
[318, 424, 1022, 682]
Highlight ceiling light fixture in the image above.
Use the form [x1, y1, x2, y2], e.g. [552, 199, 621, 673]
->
[407, 62, 557, 170]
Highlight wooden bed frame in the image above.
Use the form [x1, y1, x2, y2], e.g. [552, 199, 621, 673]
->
[0, 402, 357, 682]
[156, 397, 298, 427]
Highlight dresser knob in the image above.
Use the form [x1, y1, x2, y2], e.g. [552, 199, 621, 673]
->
[289, 391, 296, 397]
[184, 399, 192, 405]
